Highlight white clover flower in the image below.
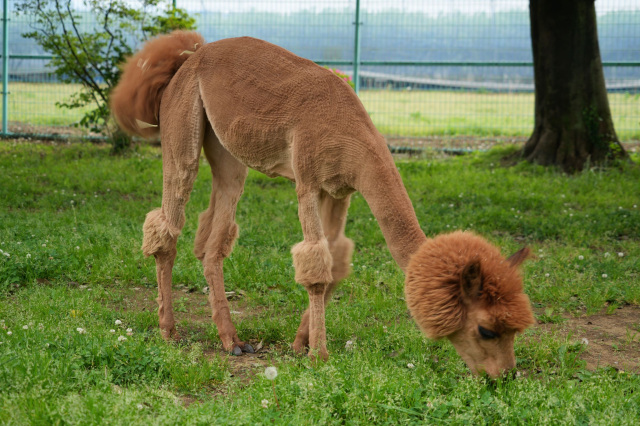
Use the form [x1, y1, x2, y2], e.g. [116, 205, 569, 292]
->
[26, 253, 31, 259]
[126, 328, 132, 333]
[261, 399, 269, 408]
[545, 273, 550, 277]
[137, 404, 144, 410]
[77, 328, 86, 334]
[23, 325, 28, 330]
[581, 338, 589, 345]
[618, 252, 624, 258]
[75, 246, 79, 250]
[42, 244, 46, 247]
[45, 343, 49, 347]
[110, 329, 116, 333]
[602, 274, 608, 278]
[578, 255, 584, 260]
[115, 320, 122, 325]
[7, 331, 12, 335]
[118, 335, 127, 342]
[407, 363, 415, 369]
[345, 340, 354, 350]
[264, 366, 278, 380]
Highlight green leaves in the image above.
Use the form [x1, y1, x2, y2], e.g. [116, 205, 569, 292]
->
[15, 0, 197, 148]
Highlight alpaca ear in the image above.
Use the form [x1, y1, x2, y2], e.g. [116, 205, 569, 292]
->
[507, 247, 531, 268]
[460, 258, 483, 302]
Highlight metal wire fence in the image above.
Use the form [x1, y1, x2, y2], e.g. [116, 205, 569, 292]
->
[1, 0, 639, 145]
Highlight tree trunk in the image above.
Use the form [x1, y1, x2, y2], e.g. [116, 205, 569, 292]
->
[524, 0, 627, 172]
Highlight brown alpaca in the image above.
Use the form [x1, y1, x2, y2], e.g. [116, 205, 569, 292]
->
[111, 31, 534, 376]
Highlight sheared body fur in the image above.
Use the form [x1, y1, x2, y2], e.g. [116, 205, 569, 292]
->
[111, 31, 534, 375]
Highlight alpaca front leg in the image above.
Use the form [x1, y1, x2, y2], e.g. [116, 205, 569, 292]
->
[306, 283, 328, 361]
[293, 194, 353, 353]
[156, 249, 178, 339]
[291, 238, 333, 362]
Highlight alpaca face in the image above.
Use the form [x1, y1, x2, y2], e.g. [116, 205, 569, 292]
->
[446, 307, 518, 378]
[405, 231, 535, 378]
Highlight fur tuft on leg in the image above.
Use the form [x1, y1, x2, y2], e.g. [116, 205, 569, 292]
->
[142, 208, 181, 257]
[330, 236, 354, 283]
[291, 239, 333, 286]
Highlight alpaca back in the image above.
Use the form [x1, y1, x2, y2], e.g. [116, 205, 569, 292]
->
[110, 31, 205, 138]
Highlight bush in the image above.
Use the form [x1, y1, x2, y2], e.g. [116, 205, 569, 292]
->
[16, 0, 196, 151]
[326, 67, 356, 90]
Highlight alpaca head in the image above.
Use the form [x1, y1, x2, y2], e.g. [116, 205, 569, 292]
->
[405, 231, 535, 378]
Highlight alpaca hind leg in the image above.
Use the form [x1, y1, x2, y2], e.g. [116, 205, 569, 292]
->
[143, 83, 204, 340]
[291, 189, 335, 361]
[194, 131, 252, 355]
[292, 193, 354, 354]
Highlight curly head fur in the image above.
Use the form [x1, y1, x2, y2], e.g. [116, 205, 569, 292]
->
[405, 231, 535, 339]
[110, 31, 205, 138]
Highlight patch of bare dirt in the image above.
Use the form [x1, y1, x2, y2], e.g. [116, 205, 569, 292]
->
[109, 285, 274, 372]
[386, 135, 640, 151]
[537, 305, 640, 373]
[387, 135, 528, 152]
[7, 121, 96, 138]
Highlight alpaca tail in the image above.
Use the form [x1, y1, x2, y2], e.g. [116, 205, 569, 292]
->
[110, 31, 205, 138]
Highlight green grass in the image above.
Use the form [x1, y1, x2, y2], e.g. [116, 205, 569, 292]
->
[1, 141, 639, 423]
[2, 83, 639, 140]
[3, 83, 93, 127]
[360, 89, 640, 140]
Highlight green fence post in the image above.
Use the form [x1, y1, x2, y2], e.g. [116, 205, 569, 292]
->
[353, 0, 362, 94]
[2, 0, 9, 136]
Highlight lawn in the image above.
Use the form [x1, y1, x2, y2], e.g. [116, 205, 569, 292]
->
[2, 83, 639, 140]
[1, 140, 639, 423]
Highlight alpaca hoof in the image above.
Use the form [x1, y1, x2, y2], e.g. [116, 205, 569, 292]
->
[160, 327, 179, 341]
[308, 349, 329, 363]
[292, 338, 309, 355]
[232, 346, 243, 356]
[242, 343, 255, 354]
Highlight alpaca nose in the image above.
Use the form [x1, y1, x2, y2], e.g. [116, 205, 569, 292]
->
[477, 359, 515, 379]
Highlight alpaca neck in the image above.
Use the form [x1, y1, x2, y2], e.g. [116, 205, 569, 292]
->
[356, 152, 427, 272]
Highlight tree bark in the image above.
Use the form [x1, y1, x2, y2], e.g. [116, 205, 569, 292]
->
[524, 0, 627, 172]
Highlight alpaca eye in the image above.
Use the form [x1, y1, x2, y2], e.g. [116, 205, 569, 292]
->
[478, 326, 498, 340]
